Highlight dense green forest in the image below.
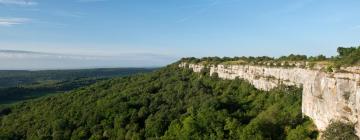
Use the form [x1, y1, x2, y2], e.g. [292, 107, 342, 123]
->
[0, 68, 156, 105]
[0, 64, 318, 140]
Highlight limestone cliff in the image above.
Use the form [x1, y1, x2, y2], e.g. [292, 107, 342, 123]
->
[179, 62, 360, 135]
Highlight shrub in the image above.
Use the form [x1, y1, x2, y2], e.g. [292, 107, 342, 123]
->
[211, 72, 219, 79]
[326, 66, 334, 73]
[322, 121, 359, 140]
[308, 62, 316, 69]
[343, 92, 351, 101]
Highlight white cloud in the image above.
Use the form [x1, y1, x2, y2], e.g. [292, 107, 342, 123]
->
[0, 50, 102, 60]
[0, 0, 37, 6]
[0, 17, 30, 26]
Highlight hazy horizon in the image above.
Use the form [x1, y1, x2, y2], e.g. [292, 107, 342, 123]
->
[0, 49, 173, 70]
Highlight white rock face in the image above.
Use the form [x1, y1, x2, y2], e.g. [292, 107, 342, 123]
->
[180, 62, 360, 135]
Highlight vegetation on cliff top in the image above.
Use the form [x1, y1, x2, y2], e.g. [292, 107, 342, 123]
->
[0, 65, 317, 140]
[181, 46, 360, 68]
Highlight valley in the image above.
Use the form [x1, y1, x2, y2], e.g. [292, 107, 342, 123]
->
[0, 64, 318, 140]
[1, 46, 359, 140]
[0, 68, 156, 105]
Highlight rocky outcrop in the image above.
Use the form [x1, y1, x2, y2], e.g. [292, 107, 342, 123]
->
[179, 62, 360, 135]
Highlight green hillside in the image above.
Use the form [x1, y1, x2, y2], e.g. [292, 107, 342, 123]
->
[0, 64, 317, 140]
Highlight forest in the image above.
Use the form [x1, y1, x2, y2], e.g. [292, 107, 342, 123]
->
[0, 64, 319, 140]
[0, 68, 156, 105]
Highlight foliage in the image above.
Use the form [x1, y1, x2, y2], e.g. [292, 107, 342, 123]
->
[0, 78, 100, 104]
[334, 46, 360, 67]
[0, 65, 318, 140]
[325, 66, 334, 73]
[278, 54, 307, 61]
[322, 121, 359, 140]
[308, 55, 327, 61]
[181, 46, 360, 67]
[0, 68, 156, 105]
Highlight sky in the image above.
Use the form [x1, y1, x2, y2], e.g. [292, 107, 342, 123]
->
[0, 0, 360, 69]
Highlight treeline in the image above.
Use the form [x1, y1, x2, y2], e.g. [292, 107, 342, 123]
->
[0, 65, 318, 140]
[181, 46, 360, 67]
[335, 47, 360, 67]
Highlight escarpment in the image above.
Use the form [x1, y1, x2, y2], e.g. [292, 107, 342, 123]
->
[179, 62, 360, 135]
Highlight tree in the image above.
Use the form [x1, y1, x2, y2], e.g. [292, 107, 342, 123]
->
[337, 47, 357, 57]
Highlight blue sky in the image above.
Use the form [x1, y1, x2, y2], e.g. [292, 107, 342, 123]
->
[0, 0, 360, 69]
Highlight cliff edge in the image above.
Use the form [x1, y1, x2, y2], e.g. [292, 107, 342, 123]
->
[180, 62, 360, 136]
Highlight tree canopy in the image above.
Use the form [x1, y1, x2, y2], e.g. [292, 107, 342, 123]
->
[0, 64, 318, 140]
[335, 46, 360, 66]
[181, 46, 360, 68]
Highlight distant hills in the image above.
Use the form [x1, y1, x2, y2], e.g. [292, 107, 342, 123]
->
[0, 49, 177, 69]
